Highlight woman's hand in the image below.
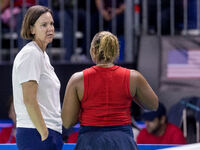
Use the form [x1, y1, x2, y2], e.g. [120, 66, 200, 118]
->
[41, 128, 49, 141]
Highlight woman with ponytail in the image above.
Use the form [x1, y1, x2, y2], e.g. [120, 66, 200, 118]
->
[62, 31, 158, 150]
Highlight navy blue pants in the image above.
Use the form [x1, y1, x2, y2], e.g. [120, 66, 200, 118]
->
[75, 125, 138, 150]
[16, 128, 63, 150]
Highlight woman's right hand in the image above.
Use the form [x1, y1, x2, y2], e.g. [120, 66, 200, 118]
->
[41, 128, 49, 141]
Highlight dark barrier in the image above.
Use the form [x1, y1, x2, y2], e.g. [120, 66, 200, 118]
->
[0, 63, 135, 119]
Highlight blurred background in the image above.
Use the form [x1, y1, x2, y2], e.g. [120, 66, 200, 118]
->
[1, 0, 200, 144]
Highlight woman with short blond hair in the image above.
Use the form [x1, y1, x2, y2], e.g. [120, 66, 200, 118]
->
[62, 31, 158, 150]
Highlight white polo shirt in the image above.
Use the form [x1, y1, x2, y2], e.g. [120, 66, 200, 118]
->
[12, 41, 62, 133]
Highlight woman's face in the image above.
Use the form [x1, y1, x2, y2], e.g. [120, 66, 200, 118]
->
[31, 12, 54, 48]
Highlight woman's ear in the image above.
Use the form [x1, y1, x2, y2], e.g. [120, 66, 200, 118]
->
[30, 25, 35, 35]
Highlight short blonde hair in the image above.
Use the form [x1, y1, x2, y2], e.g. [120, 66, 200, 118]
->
[21, 5, 53, 40]
[90, 31, 119, 63]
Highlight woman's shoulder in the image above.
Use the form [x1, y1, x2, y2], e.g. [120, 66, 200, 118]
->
[20, 42, 40, 54]
[14, 42, 43, 66]
[129, 69, 145, 89]
[70, 72, 84, 84]
[130, 69, 141, 78]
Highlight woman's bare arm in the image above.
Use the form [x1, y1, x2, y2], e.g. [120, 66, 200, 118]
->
[61, 72, 83, 129]
[130, 70, 158, 110]
[22, 81, 48, 141]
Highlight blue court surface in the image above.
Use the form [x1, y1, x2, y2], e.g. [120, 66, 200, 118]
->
[0, 144, 181, 150]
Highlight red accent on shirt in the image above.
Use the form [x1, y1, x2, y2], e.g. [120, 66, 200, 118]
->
[137, 123, 187, 144]
[0, 126, 16, 143]
[80, 65, 133, 126]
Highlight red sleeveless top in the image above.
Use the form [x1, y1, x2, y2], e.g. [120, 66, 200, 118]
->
[80, 65, 133, 126]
